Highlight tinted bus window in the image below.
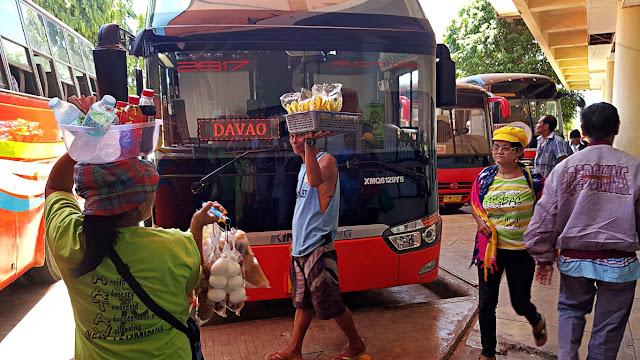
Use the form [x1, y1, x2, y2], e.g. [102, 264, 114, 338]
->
[21, 3, 50, 55]
[2, 39, 29, 67]
[64, 32, 84, 69]
[81, 42, 95, 76]
[0, 0, 27, 45]
[45, 19, 69, 63]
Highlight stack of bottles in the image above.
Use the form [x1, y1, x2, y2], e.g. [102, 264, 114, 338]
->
[50, 89, 158, 164]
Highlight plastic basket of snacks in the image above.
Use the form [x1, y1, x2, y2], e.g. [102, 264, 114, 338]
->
[58, 120, 162, 164]
[281, 83, 361, 134]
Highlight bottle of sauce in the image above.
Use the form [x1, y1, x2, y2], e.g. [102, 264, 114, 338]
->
[122, 95, 142, 124]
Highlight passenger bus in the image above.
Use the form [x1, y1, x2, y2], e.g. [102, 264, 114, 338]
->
[435, 82, 510, 210]
[95, 0, 456, 301]
[460, 73, 563, 164]
[0, 0, 97, 290]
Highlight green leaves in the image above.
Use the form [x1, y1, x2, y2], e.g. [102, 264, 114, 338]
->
[443, 0, 580, 127]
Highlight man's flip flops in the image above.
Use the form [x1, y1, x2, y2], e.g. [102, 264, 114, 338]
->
[264, 352, 288, 360]
[335, 353, 371, 360]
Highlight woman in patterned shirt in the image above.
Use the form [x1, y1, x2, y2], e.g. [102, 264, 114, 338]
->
[469, 126, 547, 360]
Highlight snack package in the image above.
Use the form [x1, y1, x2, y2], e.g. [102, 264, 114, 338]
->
[281, 83, 344, 113]
[325, 83, 343, 112]
[280, 92, 300, 114]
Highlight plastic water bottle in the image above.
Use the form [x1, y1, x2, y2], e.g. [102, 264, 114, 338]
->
[82, 95, 117, 136]
[68, 131, 98, 163]
[97, 130, 121, 162]
[48, 97, 83, 125]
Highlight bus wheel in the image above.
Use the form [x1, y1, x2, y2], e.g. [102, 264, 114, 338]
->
[25, 240, 61, 284]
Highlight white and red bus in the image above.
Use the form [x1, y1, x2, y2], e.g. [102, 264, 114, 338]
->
[460, 73, 564, 164]
[0, 0, 97, 290]
[95, 0, 458, 301]
[434, 82, 510, 210]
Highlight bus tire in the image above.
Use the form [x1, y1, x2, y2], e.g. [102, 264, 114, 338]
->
[25, 240, 61, 284]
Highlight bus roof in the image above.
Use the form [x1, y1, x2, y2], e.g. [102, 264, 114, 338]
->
[455, 82, 488, 95]
[134, 0, 434, 56]
[458, 73, 555, 87]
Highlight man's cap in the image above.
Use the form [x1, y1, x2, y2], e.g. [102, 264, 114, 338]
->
[360, 132, 374, 144]
[492, 126, 528, 147]
[74, 158, 159, 216]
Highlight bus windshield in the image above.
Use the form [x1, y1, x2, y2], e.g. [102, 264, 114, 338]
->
[155, 49, 436, 232]
[436, 89, 491, 156]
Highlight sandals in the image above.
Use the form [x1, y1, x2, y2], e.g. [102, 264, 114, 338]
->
[335, 353, 371, 360]
[533, 314, 548, 347]
[264, 352, 289, 360]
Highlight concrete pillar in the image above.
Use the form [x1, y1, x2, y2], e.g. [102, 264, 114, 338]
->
[612, 4, 640, 156]
[605, 60, 614, 103]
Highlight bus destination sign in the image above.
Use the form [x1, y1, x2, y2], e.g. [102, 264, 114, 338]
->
[197, 118, 278, 141]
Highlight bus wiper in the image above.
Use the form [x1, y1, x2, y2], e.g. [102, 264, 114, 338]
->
[345, 158, 426, 182]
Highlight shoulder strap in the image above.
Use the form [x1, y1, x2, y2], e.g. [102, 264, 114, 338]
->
[107, 248, 190, 336]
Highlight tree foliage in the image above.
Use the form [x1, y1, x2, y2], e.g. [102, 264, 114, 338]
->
[443, 0, 580, 133]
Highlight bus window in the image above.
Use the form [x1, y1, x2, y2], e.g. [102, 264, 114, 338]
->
[45, 19, 69, 64]
[33, 54, 60, 98]
[0, 0, 27, 45]
[81, 42, 95, 76]
[54, 61, 76, 99]
[64, 32, 84, 69]
[74, 69, 91, 96]
[2, 39, 39, 95]
[21, 3, 50, 55]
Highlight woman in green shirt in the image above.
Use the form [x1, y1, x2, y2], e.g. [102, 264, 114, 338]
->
[44, 154, 225, 359]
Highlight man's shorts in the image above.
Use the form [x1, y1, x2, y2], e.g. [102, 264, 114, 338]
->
[290, 242, 346, 320]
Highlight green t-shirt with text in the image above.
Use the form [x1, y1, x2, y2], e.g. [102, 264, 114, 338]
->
[44, 192, 201, 360]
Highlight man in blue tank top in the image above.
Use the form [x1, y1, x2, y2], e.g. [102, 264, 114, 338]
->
[266, 132, 366, 360]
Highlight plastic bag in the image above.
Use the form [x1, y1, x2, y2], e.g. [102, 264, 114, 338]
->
[234, 230, 270, 288]
[280, 92, 300, 114]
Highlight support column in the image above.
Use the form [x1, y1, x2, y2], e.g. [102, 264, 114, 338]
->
[612, 4, 640, 156]
[605, 59, 614, 103]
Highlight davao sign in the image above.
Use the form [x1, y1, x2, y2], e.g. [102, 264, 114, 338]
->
[198, 118, 278, 141]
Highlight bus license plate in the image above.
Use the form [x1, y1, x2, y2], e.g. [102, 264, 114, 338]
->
[443, 195, 462, 202]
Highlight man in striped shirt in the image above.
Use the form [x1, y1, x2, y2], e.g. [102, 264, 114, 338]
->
[533, 115, 568, 178]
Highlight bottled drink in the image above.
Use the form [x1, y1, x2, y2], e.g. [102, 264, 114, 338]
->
[139, 89, 157, 153]
[48, 97, 83, 125]
[115, 101, 127, 125]
[122, 95, 143, 124]
[82, 95, 117, 136]
[139, 89, 156, 122]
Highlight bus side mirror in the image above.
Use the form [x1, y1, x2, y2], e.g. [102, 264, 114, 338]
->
[489, 96, 511, 119]
[436, 44, 456, 108]
[94, 23, 131, 102]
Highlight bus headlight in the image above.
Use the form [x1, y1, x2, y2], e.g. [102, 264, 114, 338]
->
[388, 232, 422, 251]
[389, 220, 425, 234]
[423, 224, 437, 244]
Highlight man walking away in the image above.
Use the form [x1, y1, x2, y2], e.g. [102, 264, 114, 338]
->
[266, 131, 366, 360]
[566, 129, 588, 155]
[524, 102, 640, 360]
[533, 115, 568, 177]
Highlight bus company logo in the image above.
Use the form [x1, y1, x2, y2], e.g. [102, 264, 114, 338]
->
[364, 176, 405, 185]
[332, 61, 419, 69]
[449, 182, 459, 190]
[271, 232, 293, 244]
[197, 118, 278, 141]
